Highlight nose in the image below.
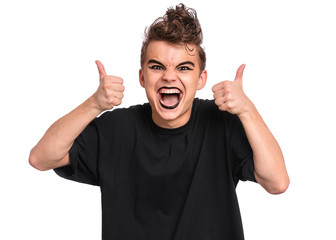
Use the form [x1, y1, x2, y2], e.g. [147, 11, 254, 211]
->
[162, 68, 177, 82]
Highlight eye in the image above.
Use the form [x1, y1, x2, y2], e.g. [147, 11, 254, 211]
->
[149, 65, 164, 70]
[178, 66, 193, 71]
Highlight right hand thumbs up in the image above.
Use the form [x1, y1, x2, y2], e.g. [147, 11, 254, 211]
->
[93, 60, 125, 112]
[96, 60, 108, 79]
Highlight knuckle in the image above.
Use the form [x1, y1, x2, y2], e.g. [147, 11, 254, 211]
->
[104, 76, 113, 82]
[224, 86, 232, 93]
[226, 102, 234, 109]
[103, 82, 111, 89]
[108, 98, 115, 106]
[225, 93, 232, 101]
[219, 105, 226, 111]
[108, 96, 122, 106]
[214, 91, 224, 100]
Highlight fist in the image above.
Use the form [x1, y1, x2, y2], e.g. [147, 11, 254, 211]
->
[93, 60, 125, 111]
[212, 64, 253, 116]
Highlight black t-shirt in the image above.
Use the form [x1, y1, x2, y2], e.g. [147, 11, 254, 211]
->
[55, 98, 256, 240]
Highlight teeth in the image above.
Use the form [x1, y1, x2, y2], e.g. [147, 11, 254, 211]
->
[159, 88, 181, 94]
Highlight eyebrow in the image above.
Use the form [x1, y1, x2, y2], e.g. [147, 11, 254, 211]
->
[147, 59, 195, 68]
[148, 59, 164, 66]
[176, 61, 195, 68]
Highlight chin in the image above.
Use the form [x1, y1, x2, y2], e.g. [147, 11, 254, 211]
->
[152, 101, 192, 128]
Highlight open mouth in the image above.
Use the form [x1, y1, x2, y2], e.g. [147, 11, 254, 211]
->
[158, 87, 183, 109]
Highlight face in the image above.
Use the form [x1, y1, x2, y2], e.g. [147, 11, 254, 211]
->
[139, 40, 207, 129]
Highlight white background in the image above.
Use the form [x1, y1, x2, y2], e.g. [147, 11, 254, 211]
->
[1, 0, 335, 239]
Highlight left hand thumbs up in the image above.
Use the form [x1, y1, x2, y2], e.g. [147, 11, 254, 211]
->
[234, 64, 246, 88]
[212, 64, 253, 117]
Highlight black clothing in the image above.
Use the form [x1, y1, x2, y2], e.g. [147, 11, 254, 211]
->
[55, 98, 256, 240]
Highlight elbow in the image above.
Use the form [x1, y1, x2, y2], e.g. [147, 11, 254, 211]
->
[267, 177, 290, 195]
[29, 148, 49, 171]
[256, 172, 290, 195]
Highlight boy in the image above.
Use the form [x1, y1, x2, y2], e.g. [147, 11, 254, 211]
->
[29, 4, 289, 240]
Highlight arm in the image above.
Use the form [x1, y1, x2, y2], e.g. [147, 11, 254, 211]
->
[212, 64, 289, 194]
[29, 60, 125, 171]
[238, 104, 289, 194]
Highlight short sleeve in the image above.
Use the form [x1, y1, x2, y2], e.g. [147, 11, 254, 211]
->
[230, 116, 256, 185]
[54, 120, 100, 186]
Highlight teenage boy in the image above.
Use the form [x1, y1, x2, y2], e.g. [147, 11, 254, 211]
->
[29, 4, 289, 240]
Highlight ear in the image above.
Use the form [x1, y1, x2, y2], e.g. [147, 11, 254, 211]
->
[139, 69, 145, 88]
[197, 69, 207, 90]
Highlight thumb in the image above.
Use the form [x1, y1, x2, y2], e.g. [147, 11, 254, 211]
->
[234, 64, 246, 86]
[95, 60, 107, 79]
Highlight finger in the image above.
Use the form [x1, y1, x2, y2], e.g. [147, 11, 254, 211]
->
[218, 104, 228, 112]
[214, 96, 225, 107]
[113, 91, 124, 100]
[215, 100, 228, 112]
[213, 90, 225, 99]
[234, 64, 246, 85]
[103, 75, 124, 84]
[212, 82, 225, 93]
[95, 60, 107, 78]
[111, 83, 125, 92]
[212, 80, 234, 93]
[112, 98, 122, 106]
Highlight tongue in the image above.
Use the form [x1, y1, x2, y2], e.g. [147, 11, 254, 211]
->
[161, 94, 179, 107]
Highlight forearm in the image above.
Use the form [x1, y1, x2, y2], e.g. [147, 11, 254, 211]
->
[29, 96, 102, 171]
[238, 105, 289, 194]
[29, 61, 125, 171]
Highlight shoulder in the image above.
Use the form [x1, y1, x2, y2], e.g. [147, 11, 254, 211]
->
[193, 98, 243, 139]
[193, 98, 236, 123]
[94, 103, 150, 129]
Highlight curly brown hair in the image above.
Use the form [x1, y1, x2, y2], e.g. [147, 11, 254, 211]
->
[140, 4, 206, 72]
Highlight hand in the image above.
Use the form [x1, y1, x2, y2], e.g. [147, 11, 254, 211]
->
[212, 64, 254, 117]
[92, 60, 125, 112]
